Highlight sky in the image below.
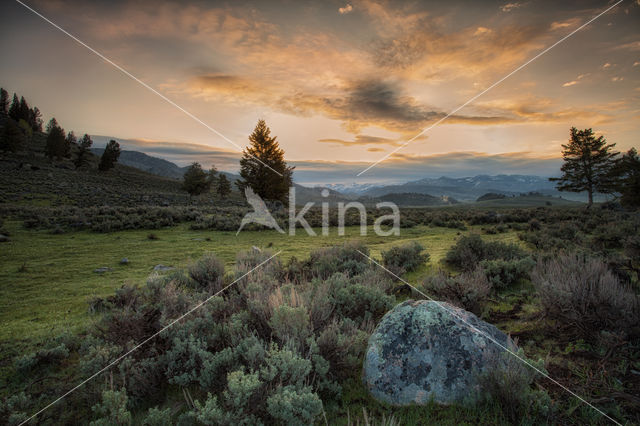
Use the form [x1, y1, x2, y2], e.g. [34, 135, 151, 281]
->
[1, 0, 639, 185]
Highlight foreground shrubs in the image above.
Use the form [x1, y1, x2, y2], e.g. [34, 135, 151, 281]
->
[381, 241, 429, 275]
[445, 234, 527, 271]
[420, 268, 491, 314]
[480, 257, 535, 291]
[532, 254, 640, 340]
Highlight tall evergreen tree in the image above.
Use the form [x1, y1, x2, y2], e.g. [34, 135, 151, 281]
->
[8, 94, 19, 121]
[99, 140, 121, 171]
[182, 162, 211, 196]
[29, 107, 43, 132]
[75, 133, 93, 168]
[45, 117, 67, 160]
[0, 119, 25, 152]
[0, 88, 8, 114]
[550, 127, 618, 207]
[65, 131, 77, 158]
[609, 148, 640, 208]
[18, 97, 30, 122]
[217, 174, 232, 198]
[238, 120, 294, 203]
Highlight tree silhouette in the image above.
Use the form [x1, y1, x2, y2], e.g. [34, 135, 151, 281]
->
[45, 118, 67, 160]
[182, 162, 211, 196]
[75, 134, 93, 168]
[609, 148, 640, 208]
[8, 94, 19, 121]
[0, 88, 8, 115]
[238, 120, 293, 203]
[550, 127, 618, 207]
[0, 119, 25, 152]
[99, 140, 121, 171]
[217, 174, 232, 198]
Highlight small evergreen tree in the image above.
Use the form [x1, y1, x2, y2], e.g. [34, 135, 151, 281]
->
[45, 118, 67, 160]
[18, 97, 30, 123]
[75, 134, 93, 168]
[0, 119, 25, 152]
[98, 140, 121, 171]
[182, 162, 211, 196]
[29, 107, 43, 132]
[238, 120, 294, 203]
[550, 127, 618, 207]
[0, 88, 8, 114]
[217, 174, 232, 198]
[65, 131, 77, 158]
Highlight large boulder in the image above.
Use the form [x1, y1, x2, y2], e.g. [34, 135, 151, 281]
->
[363, 299, 512, 405]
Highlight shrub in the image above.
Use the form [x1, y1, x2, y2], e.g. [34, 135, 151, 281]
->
[0, 392, 30, 426]
[476, 347, 551, 423]
[532, 254, 640, 339]
[327, 273, 395, 322]
[142, 407, 173, 425]
[445, 234, 527, 271]
[188, 253, 225, 292]
[381, 242, 429, 276]
[480, 257, 536, 291]
[266, 386, 323, 425]
[308, 241, 370, 279]
[90, 388, 132, 426]
[420, 268, 491, 314]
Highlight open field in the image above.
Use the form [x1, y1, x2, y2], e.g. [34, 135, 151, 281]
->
[0, 221, 520, 345]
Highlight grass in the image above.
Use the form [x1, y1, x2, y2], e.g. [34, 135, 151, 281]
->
[0, 221, 521, 346]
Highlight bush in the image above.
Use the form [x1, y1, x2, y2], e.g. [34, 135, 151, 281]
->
[476, 347, 551, 423]
[188, 253, 225, 292]
[308, 241, 370, 279]
[90, 388, 132, 426]
[445, 234, 527, 271]
[420, 268, 491, 314]
[480, 257, 536, 291]
[381, 242, 429, 275]
[532, 254, 640, 339]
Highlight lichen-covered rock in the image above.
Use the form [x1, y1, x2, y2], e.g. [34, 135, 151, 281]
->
[363, 299, 512, 405]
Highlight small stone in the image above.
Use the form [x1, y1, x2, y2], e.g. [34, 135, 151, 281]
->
[252, 246, 261, 252]
[0, 235, 10, 242]
[120, 258, 129, 265]
[153, 264, 174, 272]
[94, 267, 113, 274]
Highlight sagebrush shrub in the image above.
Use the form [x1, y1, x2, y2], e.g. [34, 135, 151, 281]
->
[445, 234, 527, 271]
[381, 241, 429, 275]
[420, 268, 491, 314]
[480, 257, 535, 291]
[308, 241, 370, 279]
[532, 254, 640, 339]
[188, 252, 225, 292]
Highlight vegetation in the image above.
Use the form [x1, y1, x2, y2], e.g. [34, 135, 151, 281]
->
[182, 162, 212, 197]
[45, 118, 68, 160]
[238, 120, 294, 204]
[217, 174, 232, 198]
[99, 139, 121, 171]
[551, 127, 619, 207]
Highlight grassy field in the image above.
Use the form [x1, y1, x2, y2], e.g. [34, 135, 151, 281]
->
[0, 221, 520, 346]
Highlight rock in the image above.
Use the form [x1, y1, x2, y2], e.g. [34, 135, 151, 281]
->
[363, 300, 512, 406]
[153, 264, 174, 272]
[251, 246, 261, 252]
[120, 258, 129, 265]
[0, 234, 10, 242]
[94, 267, 113, 273]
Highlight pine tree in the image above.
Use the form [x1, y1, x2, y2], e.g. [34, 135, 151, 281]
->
[29, 107, 43, 132]
[99, 140, 121, 171]
[18, 97, 30, 122]
[65, 131, 77, 158]
[217, 174, 232, 198]
[550, 127, 618, 207]
[182, 162, 211, 196]
[75, 133, 93, 168]
[0, 88, 8, 114]
[45, 117, 66, 160]
[0, 119, 25, 152]
[238, 120, 294, 203]
[8, 94, 19, 121]
[609, 148, 640, 208]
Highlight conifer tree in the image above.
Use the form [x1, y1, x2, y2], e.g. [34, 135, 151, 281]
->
[0, 88, 8, 114]
[550, 127, 618, 207]
[75, 133, 93, 168]
[217, 174, 232, 198]
[45, 117, 67, 160]
[238, 120, 293, 203]
[182, 162, 211, 196]
[98, 140, 121, 171]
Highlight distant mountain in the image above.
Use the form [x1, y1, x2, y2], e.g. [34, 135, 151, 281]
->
[370, 192, 458, 206]
[92, 149, 187, 179]
[361, 174, 581, 201]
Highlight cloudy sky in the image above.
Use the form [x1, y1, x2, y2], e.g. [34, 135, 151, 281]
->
[1, 0, 639, 184]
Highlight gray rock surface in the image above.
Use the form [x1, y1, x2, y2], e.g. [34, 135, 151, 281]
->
[363, 299, 512, 405]
[120, 258, 129, 265]
[0, 234, 9, 242]
[153, 264, 174, 272]
[94, 267, 113, 274]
